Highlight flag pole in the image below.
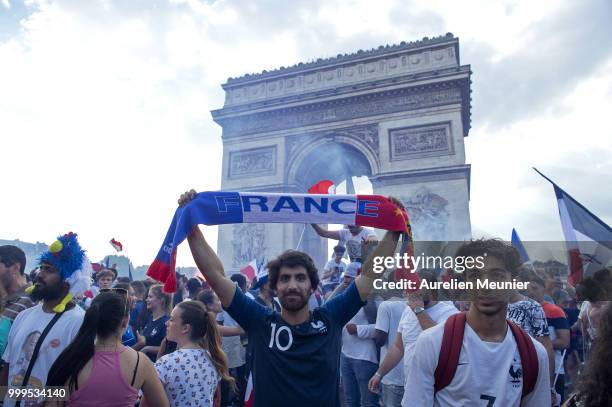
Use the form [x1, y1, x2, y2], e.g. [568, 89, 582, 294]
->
[532, 167, 556, 185]
[295, 224, 306, 250]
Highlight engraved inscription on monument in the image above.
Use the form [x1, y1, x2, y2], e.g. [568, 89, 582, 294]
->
[390, 122, 452, 161]
[229, 146, 276, 179]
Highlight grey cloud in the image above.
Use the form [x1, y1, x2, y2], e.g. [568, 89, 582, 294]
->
[535, 159, 612, 226]
[388, 4, 446, 37]
[465, 0, 612, 130]
[205, 0, 326, 44]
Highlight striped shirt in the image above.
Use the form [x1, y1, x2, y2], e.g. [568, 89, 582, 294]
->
[2, 286, 35, 321]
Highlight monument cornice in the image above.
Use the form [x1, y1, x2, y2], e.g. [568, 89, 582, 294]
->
[214, 75, 471, 138]
[219, 34, 467, 111]
[213, 65, 470, 117]
[223, 33, 459, 87]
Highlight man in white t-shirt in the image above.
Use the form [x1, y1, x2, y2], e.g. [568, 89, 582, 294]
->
[372, 297, 406, 406]
[311, 224, 377, 262]
[321, 245, 347, 297]
[405, 239, 551, 407]
[368, 270, 459, 406]
[0, 233, 89, 407]
[341, 266, 379, 407]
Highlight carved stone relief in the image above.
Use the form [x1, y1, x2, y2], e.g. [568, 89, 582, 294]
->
[334, 125, 379, 155]
[232, 224, 267, 268]
[401, 187, 449, 241]
[229, 146, 276, 179]
[390, 122, 452, 160]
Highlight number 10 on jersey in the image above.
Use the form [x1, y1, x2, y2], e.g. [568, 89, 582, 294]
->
[269, 323, 293, 351]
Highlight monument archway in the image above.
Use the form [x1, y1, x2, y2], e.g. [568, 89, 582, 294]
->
[212, 33, 472, 271]
[289, 140, 374, 264]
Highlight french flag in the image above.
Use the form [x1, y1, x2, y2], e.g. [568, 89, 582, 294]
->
[240, 259, 258, 282]
[110, 238, 123, 252]
[148, 191, 410, 292]
[511, 228, 530, 263]
[244, 373, 254, 407]
[308, 180, 336, 194]
[535, 168, 612, 286]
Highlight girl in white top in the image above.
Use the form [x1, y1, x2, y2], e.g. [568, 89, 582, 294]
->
[153, 300, 234, 407]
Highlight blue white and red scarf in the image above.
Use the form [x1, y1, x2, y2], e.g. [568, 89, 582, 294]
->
[148, 191, 412, 292]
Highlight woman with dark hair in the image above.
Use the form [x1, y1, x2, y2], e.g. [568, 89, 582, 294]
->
[113, 283, 138, 347]
[198, 289, 222, 313]
[197, 289, 244, 337]
[46, 290, 168, 406]
[133, 284, 171, 361]
[563, 302, 612, 407]
[153, 300, 233, 407]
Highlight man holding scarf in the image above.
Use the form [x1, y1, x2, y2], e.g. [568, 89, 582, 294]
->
[176, 189, 406, 407]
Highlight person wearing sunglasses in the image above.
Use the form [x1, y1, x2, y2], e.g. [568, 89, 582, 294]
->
[114, 283, 138, 347]
[46, 289, 169, 406]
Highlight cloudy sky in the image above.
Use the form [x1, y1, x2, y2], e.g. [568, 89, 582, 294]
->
[1, 0, 611, 268]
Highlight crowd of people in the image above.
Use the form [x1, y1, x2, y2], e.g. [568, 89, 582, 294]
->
[0, 191, 610, 406]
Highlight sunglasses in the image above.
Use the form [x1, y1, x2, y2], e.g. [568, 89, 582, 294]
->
[100, 287, 128, 295]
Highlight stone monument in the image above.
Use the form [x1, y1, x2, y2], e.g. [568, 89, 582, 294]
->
[212, 33, 472, 271]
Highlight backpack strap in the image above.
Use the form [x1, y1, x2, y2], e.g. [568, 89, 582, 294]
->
[434, 313, 539, 398]
[434, 312, 466, 392]
[507, 320, 538, 398]
[16, 310, 65, 407]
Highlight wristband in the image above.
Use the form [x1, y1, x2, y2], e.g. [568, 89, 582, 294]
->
[374, 372, 383, 379]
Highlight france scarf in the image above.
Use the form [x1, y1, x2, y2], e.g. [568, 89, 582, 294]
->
[147, 191, 412, 292]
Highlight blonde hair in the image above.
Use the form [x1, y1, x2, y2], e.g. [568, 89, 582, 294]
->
[149, 284, 172, 314]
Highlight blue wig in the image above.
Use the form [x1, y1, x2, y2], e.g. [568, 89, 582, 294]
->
[39, 232, 86, 281]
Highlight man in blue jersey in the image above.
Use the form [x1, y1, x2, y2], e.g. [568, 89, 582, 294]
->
[178, 190, 402, 407]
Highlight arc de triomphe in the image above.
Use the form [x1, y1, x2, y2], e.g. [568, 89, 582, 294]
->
[212, 33, 472, 271]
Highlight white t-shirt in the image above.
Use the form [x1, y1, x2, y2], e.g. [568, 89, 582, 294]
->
[322, 259, 347, 285]
[398, 301, 459, 392]
[342, 308, 377, 364]
[220, 311, 245, 369]
[404, 321, 551, 407]
[2, 303, 84, 407]
[155, 348, 221, 407]
[547, 322, 564, 376]
[338, 227, 377, 261]
[375, 300, 406, 386]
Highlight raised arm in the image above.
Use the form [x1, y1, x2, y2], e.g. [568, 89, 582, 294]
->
[355, 230, 401, 301]
[311, 224, 342, 240]
[218, 325, 245, 337]
[179, 190, 236, 308]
